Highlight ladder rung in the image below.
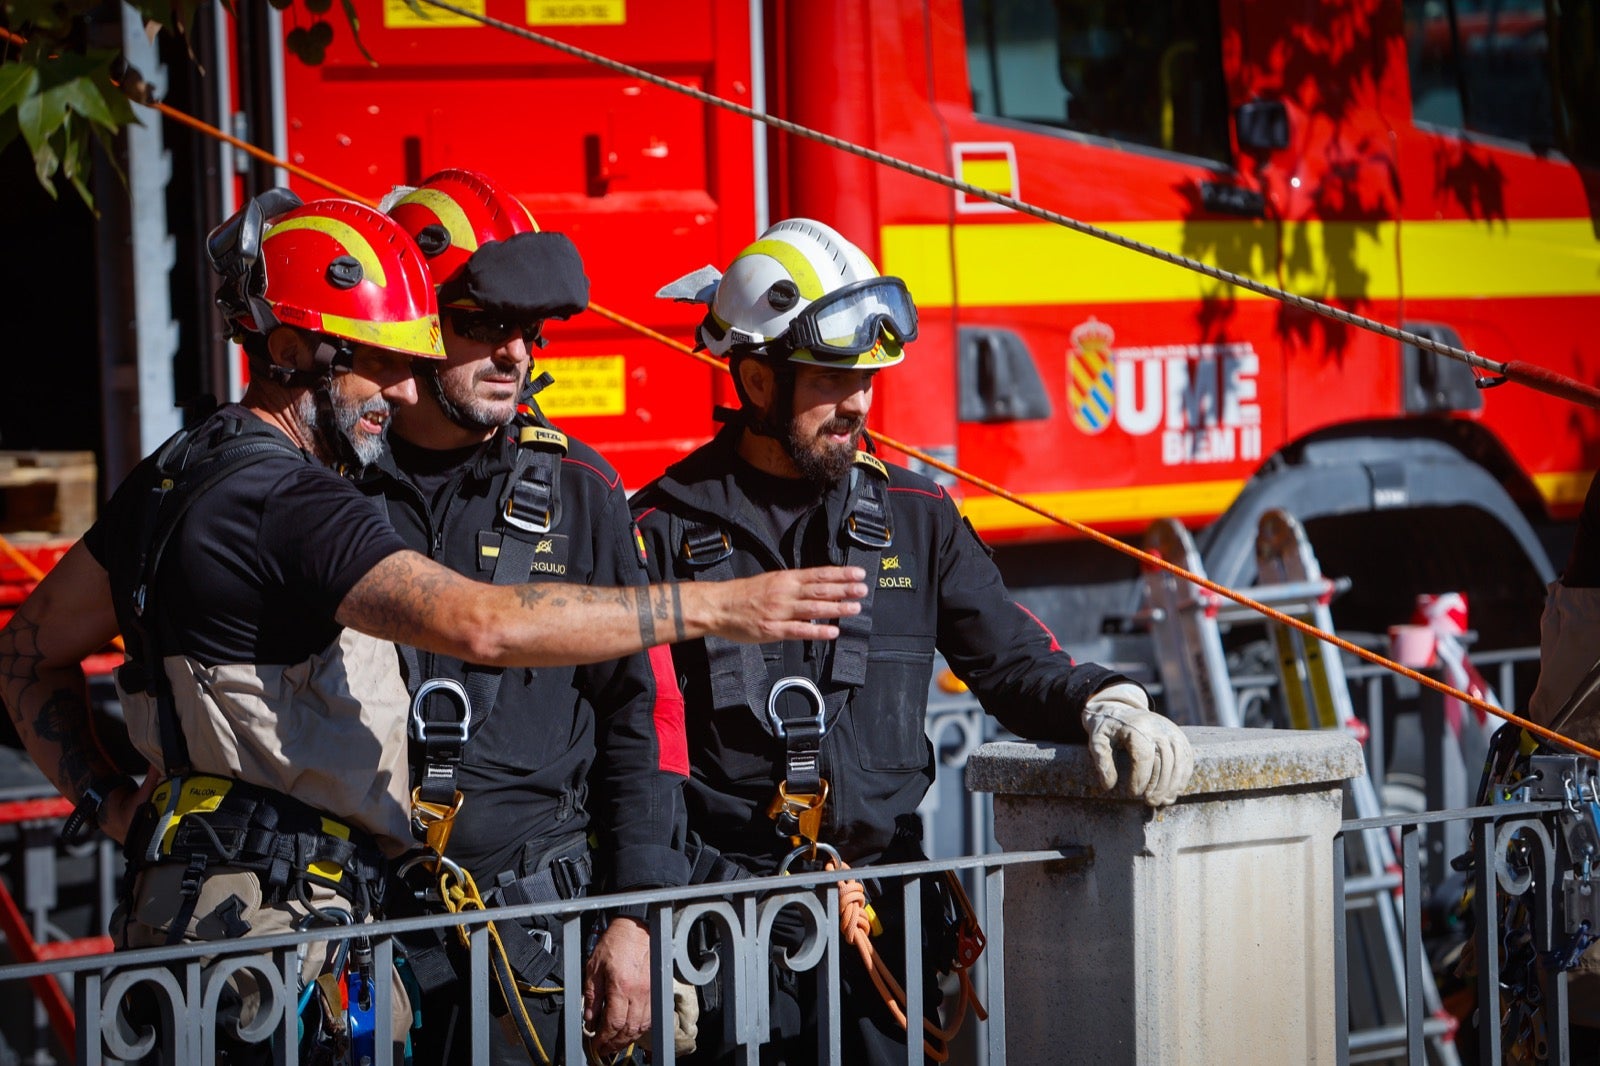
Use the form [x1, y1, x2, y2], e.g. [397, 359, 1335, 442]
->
[1342, 872, 1402, 897]
[1134, 577, 1353, 627]
[1347, 1017, 1457, 1057]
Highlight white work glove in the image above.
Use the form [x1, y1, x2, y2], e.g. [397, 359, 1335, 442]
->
[637, 978, 699, 1056]
[1080, 683, 1195, 807]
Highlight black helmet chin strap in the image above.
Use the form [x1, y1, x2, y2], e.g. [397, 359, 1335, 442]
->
[273, 334, 363, 468]
[728, 350, 797, 443]
[310, 374, 365, 471]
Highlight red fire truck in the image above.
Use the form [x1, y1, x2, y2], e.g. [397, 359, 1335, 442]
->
[232, 0, 1599, 656]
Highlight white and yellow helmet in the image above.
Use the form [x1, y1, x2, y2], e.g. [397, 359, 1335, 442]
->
[658, 218, 915, 369]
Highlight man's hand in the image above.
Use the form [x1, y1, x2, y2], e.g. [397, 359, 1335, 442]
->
[583, 916, 652, 1057]
[99, 765, 162, 846]
[1080, 683, 1195, 807]
[707, 566, 867, 643]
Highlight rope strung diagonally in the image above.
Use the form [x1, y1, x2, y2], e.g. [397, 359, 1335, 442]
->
[412, 0, 1600, 412]
[7, 21, 1590, 758]
[586, 310, 1600, 758]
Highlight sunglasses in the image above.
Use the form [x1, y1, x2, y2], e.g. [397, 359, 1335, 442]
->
[448, 310, 545, 347]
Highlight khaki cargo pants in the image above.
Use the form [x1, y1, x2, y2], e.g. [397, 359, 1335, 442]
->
[114, 864, 411, 1046]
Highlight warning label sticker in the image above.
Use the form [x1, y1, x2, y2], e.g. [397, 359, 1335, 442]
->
[536, 356, 627, 418]
[527, 0, 625, 25]
[383, 0, 485, 28]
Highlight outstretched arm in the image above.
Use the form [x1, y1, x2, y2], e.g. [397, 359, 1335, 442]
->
[0, 542, 154, 842]
[337, 549, 865, 668]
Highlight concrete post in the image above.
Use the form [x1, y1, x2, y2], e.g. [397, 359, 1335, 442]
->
[966, 726, 1363, 1065]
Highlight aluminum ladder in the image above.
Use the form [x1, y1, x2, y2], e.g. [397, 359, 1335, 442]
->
[1139, 509, 1461, 1065]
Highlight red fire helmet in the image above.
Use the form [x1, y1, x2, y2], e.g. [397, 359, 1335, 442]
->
[387, 169, 539, 302]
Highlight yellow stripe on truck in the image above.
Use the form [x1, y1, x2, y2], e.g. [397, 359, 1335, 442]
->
[958, 479, 1247, 532]
[883, 221, 1278, 306]
[1401, 220, 1600, 299]
[884, 218, 1600, 307]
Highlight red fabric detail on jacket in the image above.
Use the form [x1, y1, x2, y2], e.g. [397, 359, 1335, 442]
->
[648, 644, 689, 775]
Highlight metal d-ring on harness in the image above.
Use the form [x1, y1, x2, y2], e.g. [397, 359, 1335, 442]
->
[408, 677, 472, 857]
[764, 676, 831, 857]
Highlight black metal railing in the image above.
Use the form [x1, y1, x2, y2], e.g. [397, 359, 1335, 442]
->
[0, 848, 1071, 1066]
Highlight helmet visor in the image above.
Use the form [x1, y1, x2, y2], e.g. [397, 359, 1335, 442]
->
[777, 277, 918, 359]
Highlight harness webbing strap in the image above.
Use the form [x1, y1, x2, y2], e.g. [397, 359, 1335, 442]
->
[829, 456, 892, 693]
[679, 521, 770, 727]
[678, 450, 891, 736]
[130, 774, 387, 921]
[405, 425, 567, 832]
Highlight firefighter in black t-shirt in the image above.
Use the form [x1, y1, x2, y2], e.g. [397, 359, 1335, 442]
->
[0, 193, 866, 1060]
[370, 170, 680, 1062]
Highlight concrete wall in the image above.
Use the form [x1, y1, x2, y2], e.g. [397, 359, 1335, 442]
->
[967, 726, 1363, 1065]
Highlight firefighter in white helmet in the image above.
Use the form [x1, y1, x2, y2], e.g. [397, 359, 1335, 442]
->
[633, 218, 1195, 1063]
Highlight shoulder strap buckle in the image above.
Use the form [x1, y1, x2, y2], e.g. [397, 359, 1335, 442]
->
[680, 522, 734, 567]
[844, 457, 893, 549]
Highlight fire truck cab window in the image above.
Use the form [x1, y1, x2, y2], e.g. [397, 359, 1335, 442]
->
[962, 0, 1232, 164]
[1404, 0, 1600, 164]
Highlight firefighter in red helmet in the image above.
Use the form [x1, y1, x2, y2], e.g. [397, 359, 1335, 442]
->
[371, 169, 676, 1062]
[0, 192, 866, 1063]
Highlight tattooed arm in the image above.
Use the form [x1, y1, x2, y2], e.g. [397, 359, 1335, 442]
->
[337, 549, 866, 668]
[0, 542, 151, 843]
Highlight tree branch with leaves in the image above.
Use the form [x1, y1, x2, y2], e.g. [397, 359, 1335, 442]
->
[0, 0, 370, 209]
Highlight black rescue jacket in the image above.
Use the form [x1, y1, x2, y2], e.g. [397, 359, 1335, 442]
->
[364, 427, 689, 890]
[631, 425, 1129, 873]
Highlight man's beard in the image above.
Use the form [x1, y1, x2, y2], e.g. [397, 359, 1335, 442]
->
[416, 361, 515, 434]
[786, 413, 863, 485]
[296, 387, 390, 466]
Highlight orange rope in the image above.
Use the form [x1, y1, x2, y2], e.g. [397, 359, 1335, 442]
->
[8, 23, 1590, 758]
[0, 534, 46, 583]
[0, 534, 124, 653]
[830, 859, 986, 1062]
[151, 102, 371, 201]
[586, 308, 1600, 760]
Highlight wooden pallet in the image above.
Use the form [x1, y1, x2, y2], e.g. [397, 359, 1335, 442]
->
[0, 452, 96, 541]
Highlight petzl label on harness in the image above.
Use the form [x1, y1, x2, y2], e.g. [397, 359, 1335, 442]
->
[154, 776, 233, 854]
[518, 425, 569, 452]
[854, 451, 888, 480]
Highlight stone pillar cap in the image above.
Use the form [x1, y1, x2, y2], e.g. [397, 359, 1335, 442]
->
[966, 726, 1364, 801]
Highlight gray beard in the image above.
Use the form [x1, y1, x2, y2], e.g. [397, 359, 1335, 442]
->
[295, 388, 386, 466]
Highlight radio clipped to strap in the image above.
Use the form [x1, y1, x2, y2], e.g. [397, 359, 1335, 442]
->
[409, 677, 472, 857]
[763, 676, 831, 858]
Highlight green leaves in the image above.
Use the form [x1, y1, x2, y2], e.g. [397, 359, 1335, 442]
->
[2, 50, 139, 208]
[2, 0, 369, 208]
